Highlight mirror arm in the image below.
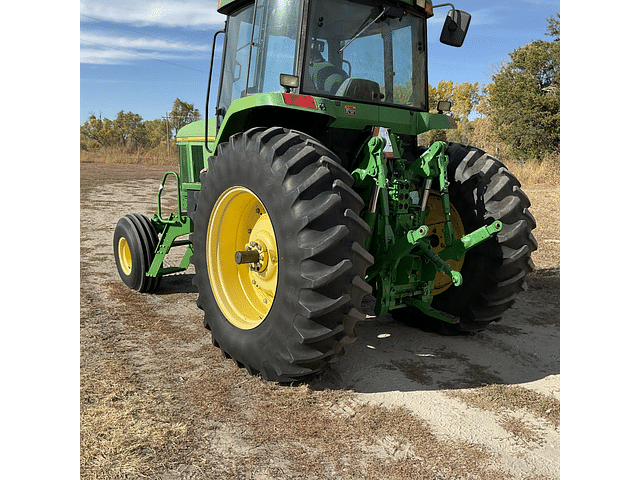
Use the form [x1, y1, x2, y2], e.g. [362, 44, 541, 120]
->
[433, 3, 456, 13]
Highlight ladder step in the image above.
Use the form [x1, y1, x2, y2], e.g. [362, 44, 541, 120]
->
[172, 239, 192, 247]
[157, 266, 187, 275]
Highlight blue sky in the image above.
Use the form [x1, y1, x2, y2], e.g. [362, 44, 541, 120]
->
[80, 0, 560, 124]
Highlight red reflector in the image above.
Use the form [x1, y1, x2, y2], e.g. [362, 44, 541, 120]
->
[282, 93, 317, 109]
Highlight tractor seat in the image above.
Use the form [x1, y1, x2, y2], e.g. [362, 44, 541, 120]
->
[335, 78, 384, 102]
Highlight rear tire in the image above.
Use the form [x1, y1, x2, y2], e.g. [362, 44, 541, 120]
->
[190, 127, 372, 382]
[394, 143, 537, 333]
[113, 213, 161, 292]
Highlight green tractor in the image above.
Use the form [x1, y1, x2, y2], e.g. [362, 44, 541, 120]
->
[113, 0, 537, 382]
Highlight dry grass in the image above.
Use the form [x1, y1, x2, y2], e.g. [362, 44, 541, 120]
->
[80, 144, 179, 166]
[501, 154, 560, 187]
[208, 379, 507, 479]
[446, 384, 560, 428]
[499, 417, 543, 444]
[80, 280, 511, 479]
[80, 361, 190, 479]
[79, 143, 560, 186]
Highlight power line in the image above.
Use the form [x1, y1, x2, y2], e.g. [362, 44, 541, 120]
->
[81, 39, 208, 73]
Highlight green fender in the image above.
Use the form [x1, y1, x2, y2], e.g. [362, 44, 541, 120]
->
[203, 92, 456, 156]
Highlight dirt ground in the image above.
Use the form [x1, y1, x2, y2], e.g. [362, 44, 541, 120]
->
[80, 162, 559, 479]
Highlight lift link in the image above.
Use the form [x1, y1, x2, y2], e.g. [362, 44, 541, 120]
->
[418, 243, 463, 286]
[407, 141, 454, 244]
[439, 220, 503, 263]
[353, 135, 395, 249]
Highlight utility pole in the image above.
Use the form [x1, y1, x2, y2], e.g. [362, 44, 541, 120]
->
[165, 112, 170, 160]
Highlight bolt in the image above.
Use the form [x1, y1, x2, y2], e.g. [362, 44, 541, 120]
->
[263, 298, 268, 304]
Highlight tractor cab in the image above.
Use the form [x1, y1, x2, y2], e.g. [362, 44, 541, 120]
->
[215, 0, 469, 123]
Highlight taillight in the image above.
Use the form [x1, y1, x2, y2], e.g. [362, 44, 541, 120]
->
[282, 94, 317, 110]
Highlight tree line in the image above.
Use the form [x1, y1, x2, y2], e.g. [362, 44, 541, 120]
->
[80, 99, 201, 150]
[423, 14, 559, 162]
[81, 15, 559, 163]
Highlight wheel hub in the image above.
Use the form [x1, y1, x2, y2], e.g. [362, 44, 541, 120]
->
[118, 237, 132, 275]
[423, 193, 465, 295]
[206, 186, 278, 330]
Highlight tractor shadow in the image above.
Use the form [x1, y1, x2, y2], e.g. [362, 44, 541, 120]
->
[310, 269, 560, 394]
[154, 272, 198, 295]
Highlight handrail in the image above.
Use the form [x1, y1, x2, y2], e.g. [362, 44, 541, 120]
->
[157, 171, 184, 223]
[205, 28, 226, 154]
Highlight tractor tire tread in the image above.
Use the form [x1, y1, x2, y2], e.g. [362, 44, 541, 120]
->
[190, 127, 371, 381]
[429, 143, 537, 332]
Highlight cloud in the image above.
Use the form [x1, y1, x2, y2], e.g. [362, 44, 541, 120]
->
[80, 46, 140, 65]
[81, 31, 209, 53]
[80, 32, 210, 65]
[80, 0, 225, 28]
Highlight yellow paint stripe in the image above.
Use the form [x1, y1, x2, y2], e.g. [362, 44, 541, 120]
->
[176, 136, 216, 143]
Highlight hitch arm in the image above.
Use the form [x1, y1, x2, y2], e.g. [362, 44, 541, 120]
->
[438, 220, 503, 263]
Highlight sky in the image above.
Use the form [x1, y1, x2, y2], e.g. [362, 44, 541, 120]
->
[80, 0, 560, 124]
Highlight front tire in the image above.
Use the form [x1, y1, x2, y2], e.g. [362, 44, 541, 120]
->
[190, 127, 372, 382]
[113, 213, 161, 292]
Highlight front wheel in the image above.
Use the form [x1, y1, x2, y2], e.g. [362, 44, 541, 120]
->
[190, 127, 372, 382]
[113, 213, 161, 293]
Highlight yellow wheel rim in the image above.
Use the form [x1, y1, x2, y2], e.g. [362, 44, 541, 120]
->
[118, 237, 132, 275]
[206, 186, 278, 330]
[424, 193, 465, 295]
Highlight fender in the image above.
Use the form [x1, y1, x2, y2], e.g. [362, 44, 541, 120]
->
[207, 92, 456, 155]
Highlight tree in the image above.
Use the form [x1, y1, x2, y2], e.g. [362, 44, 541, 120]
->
[169, 98, 201, 138]
[80, 114, 120, 148]
[420, 80, 480, 146]
[114, 111, 147, 147]
[487, 15, 560, 161]
[546, 13, 559, 41]
[143, 118, 167, 148]
[428, 80, 479, 121]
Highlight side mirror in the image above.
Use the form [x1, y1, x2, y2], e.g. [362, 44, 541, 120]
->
[439, 9, 471, 47]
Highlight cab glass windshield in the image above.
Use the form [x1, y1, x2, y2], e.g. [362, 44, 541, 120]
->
[303, 0, 427, 109]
